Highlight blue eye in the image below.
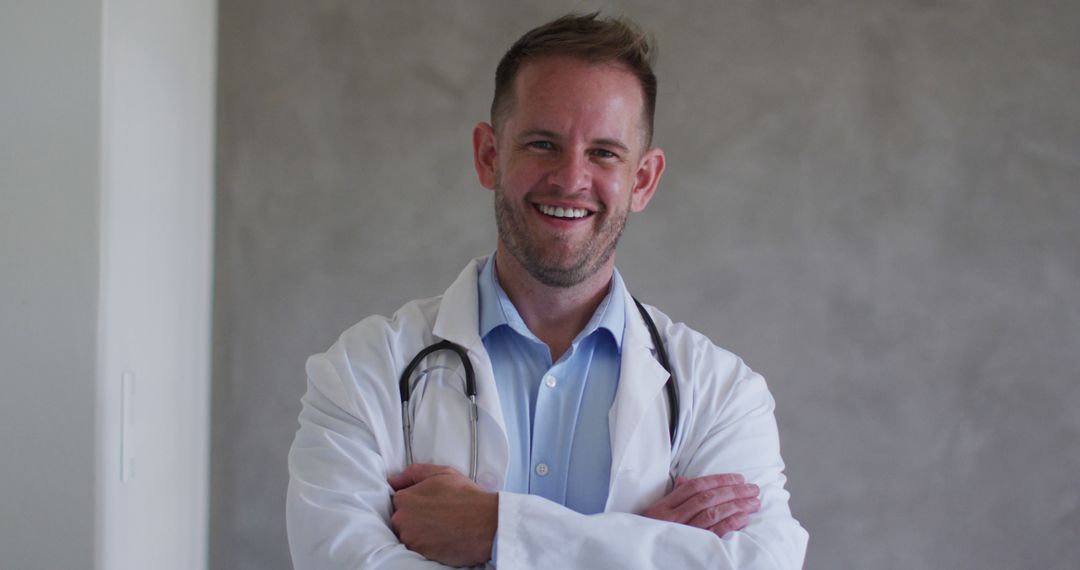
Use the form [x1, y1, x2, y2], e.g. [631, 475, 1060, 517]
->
[591, 149, 618, 160]
[528, 141, 555, 151]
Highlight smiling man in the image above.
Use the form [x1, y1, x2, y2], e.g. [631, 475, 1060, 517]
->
[287, 13, 808, 569]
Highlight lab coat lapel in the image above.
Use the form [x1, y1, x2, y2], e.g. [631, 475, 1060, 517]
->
[607, 294, 672, 512]
[430, 257, 509, 486]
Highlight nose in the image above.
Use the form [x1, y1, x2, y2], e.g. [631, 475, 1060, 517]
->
[547, 151, 591, 192]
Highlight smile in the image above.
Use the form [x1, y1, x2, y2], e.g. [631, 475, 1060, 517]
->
[536, 204, 592, 219]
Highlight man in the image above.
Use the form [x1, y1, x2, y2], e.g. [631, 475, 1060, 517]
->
[287, 13, 807, 569]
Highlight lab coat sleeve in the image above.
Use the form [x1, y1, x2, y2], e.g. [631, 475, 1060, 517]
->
[287, 347, 487, 570]
[493, 344, 808, 569]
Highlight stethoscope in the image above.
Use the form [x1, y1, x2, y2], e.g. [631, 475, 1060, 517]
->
[399, 298, 679, 481]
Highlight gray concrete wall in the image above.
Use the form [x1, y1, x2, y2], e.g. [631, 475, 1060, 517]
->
[211, 2, 1080, 568]
[0, 2, 102, 565]
[0, 2, 101, 569]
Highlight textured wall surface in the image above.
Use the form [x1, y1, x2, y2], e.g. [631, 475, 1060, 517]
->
[1, 2, 101, 568]
[212, 2, 1080, 568]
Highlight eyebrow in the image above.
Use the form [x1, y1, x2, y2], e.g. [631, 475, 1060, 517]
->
[517, 129, 631, 153]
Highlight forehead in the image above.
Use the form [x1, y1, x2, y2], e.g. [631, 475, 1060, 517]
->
[504, 56, 645, 143]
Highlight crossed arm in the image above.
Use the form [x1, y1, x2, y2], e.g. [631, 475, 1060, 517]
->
[282, 326, 807, 570]
[388, 464, 762, 566]
[288, 350, 806, 569]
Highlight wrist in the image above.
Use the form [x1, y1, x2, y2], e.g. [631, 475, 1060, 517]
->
[478, 491, 499, 558]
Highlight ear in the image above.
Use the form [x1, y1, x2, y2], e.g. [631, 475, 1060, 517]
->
[630, 147, 666, 212]
[473, 122, 499, 190]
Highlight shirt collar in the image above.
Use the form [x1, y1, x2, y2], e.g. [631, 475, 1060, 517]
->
[478, 255, 625, 351]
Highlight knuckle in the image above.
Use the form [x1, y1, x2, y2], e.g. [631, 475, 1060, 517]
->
[715, 473, 741, 486]
[716, 516, 742, 535]
[716, 513, 750, 536]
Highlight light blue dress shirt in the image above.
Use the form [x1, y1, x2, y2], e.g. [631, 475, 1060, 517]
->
[477, 256, 625, 515]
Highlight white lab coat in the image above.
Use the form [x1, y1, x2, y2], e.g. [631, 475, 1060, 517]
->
[287, 257, 808, 569]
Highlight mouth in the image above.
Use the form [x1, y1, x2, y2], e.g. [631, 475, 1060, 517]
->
[534, 203, 594, 220]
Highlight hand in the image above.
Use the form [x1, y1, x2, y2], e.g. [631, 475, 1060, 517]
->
[388, 464, 498, 567]
[641, 473, 761, 538]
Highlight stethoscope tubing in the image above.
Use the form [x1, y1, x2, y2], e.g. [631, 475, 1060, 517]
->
[632, 297, 680, 446]
[398, 298, 678, 482]
[399, 339, 479, 479]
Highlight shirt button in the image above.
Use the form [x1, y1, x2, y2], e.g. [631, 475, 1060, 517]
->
[544, 375, 557, 388]
[535, 463, 550, 477]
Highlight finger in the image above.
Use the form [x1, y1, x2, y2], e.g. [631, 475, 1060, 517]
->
[687, 497, 760, 529]
[388, 463, 456, 490]
[675, 476, 688, 487]
[710, 512, 751, 537]
[669, 483, 758, 521]
[654, 473, 746, 511]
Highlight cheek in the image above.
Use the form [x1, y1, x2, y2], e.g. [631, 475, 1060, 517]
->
[596, 171, 634, 203]
[500, 161, 545, 193]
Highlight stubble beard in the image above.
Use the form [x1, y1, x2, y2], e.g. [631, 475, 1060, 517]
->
[493, 185, 628, 288]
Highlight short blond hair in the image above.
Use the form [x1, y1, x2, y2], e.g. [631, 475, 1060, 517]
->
[491, 12, 658, 146]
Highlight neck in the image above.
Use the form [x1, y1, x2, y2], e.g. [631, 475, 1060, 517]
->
[493, 246, 614, 361]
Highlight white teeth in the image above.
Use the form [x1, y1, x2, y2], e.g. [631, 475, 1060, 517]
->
[538, 204, 589, 219]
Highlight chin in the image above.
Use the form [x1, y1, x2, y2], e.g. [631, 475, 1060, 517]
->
[525, 253, 608, 289]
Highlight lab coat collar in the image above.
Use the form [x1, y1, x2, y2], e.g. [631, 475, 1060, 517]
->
[431, 256, 487, 349]
[606, 288, 672, 511]
[431, 256, 510, 486]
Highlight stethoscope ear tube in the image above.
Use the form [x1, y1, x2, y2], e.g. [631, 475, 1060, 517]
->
[398, 339, 476, 402]
[398, 339, 478, 478]
[398, 299, 680, 480]
[632, 297, 680, 446]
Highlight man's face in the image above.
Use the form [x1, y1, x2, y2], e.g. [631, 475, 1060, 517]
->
[473, 56, 665, 288]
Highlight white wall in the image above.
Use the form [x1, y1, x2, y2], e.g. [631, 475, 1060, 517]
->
[96, 0, 216, 568]
[0, 1, 215, 568]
